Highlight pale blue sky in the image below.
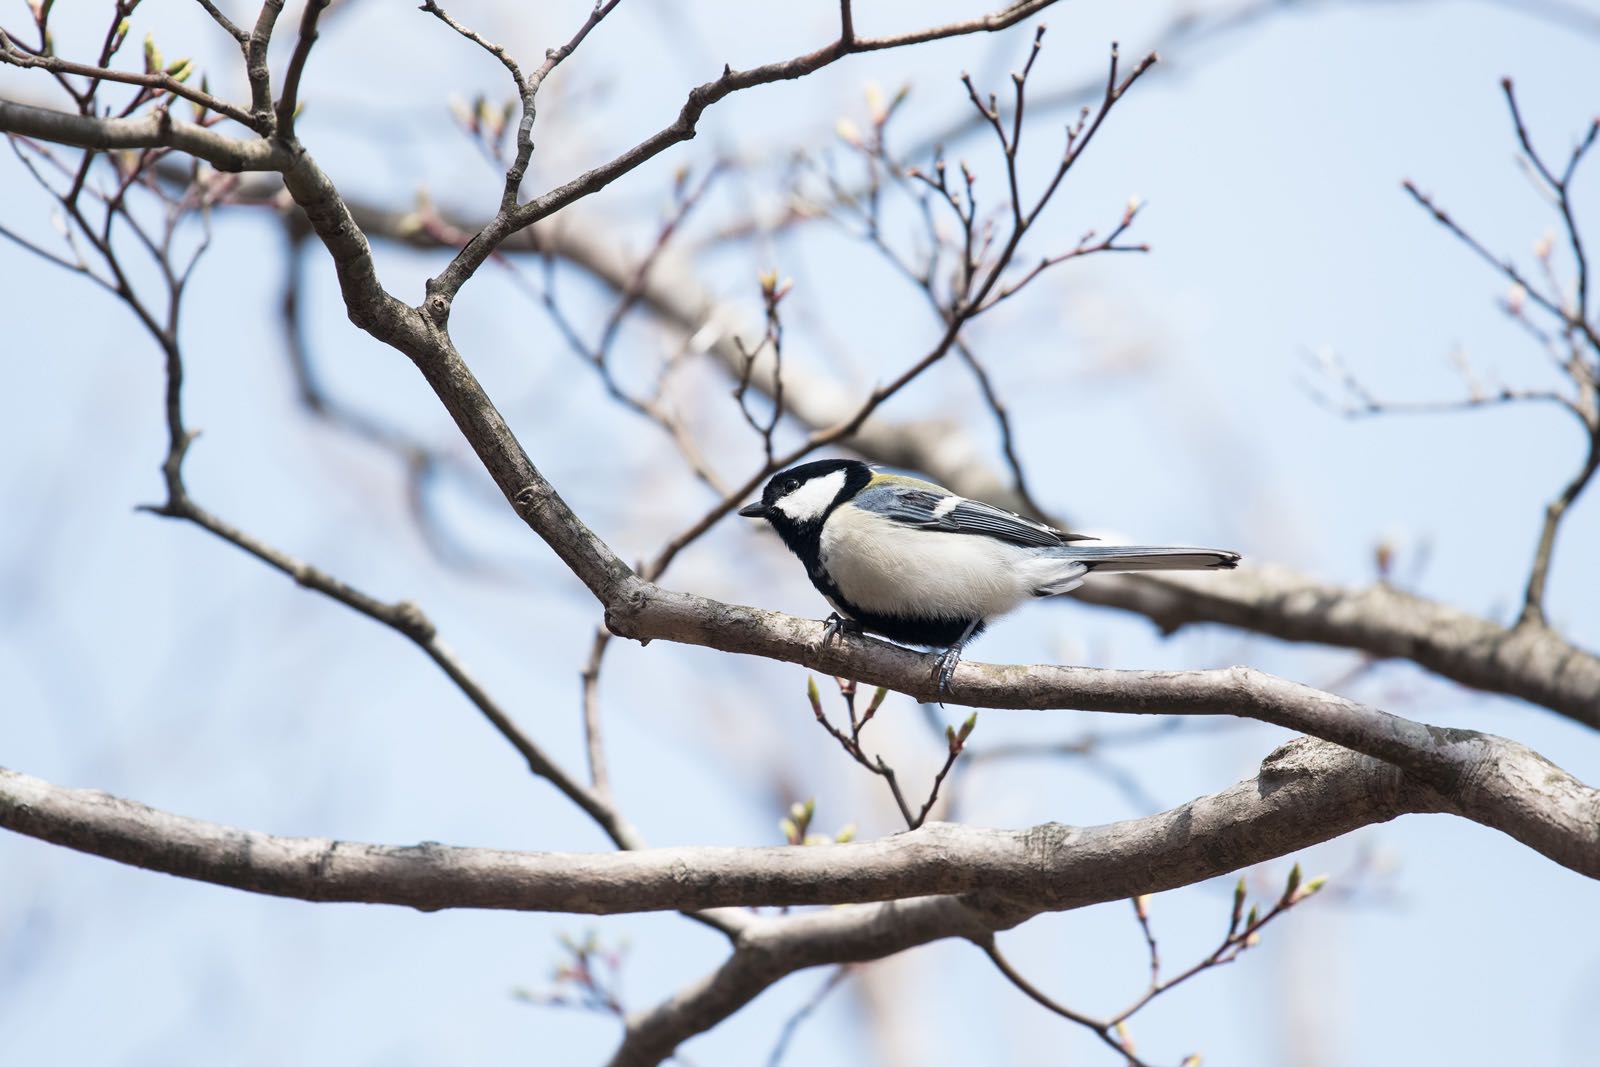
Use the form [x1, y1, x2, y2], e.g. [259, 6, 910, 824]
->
[2, 2, 1598, 1065]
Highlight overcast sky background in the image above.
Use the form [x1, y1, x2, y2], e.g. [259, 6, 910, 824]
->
[3, 1, 1599, 1065]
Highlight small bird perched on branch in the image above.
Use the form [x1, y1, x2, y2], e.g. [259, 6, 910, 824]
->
[739, 458, 1240, 693]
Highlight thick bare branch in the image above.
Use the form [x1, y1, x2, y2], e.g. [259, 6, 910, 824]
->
[4, 731, 1593, 1067]
[0, 98, 286, 171]
[6, 730, 1594, 916]
[245, 0, 285, 130]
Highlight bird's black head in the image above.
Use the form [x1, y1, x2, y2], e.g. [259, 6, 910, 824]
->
[738, 459, 872, 546]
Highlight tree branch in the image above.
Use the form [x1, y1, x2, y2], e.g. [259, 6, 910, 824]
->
[276, 0, 331, 140]
[0, 30, 256, 127]
[460, 210, 1600, 729]
[6, 732, 1591, 1065]
[421, 0, 1066, 310]
[48, 141, 1600, 728]
[0, 98, 287, 171]
[3, 731, 1579, 915]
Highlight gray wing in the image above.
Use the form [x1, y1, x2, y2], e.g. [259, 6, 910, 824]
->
[852, 482, 1092, 547]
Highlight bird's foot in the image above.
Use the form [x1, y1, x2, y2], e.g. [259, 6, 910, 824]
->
[931, 645, 964, 699]
[822, 612, 861, 645]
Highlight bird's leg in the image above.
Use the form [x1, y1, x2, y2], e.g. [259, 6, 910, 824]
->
[822, 612, 861, 645]
[933, 618, 983, 697]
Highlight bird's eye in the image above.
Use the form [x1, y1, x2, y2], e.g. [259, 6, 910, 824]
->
[784, 479, 800, 493]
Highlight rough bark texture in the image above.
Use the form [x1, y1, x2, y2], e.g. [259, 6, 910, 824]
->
[4, 730, 1596, 912]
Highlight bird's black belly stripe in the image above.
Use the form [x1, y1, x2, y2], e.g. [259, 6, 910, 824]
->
[815, 592, 982, 648]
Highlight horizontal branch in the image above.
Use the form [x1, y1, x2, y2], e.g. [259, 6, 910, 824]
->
[5, 682, 1597, 921]
[0, 739, 1472, 916]
[0, 98, 287, 171]
[533, 220, 1600, 730]
[1068, 563, 1600, 729]
[601, 583, 1600, 878]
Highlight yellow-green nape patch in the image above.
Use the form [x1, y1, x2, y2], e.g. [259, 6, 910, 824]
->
[868, 471, 949, 494]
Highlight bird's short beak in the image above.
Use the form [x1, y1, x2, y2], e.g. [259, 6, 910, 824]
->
[737, 502, 768, 518]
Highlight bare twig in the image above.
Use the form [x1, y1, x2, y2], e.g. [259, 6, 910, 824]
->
[766, 965, 851, 1067]
[1397, 80, 1600, 627]
[195, 1, 249, 45]
[424, 0, 624, 212]
[732, 271, 790, 466]
[978, 865, 1329, 1066]
[0, 29, 255, 128]
[277, 0, 332, 139]
[806, 678, 918, 829]
[422, 0, 1070, 308]
[515, 930, 630, 1018]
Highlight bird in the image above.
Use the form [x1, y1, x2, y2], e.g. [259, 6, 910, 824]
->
[737, 458, 1240, 694]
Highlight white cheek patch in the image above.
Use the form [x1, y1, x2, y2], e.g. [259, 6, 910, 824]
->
[774, 469, 847, 522]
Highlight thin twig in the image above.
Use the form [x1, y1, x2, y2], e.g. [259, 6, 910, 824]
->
[766, 965, 851, 1067]
[424, 0, 1070, 304]
[421, 0, 625, 216]
[0, 29, 256, 128]
[277, 0, 332, 139]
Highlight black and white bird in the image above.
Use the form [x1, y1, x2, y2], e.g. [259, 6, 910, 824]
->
[738, 458, 1240, 692]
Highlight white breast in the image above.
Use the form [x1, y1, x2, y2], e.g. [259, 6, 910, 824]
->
[820, 506, 1046, 621]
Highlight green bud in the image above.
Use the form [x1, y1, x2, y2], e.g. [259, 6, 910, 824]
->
[1284, 862, 1302, 901]
[166, 58, 193, 83]
[779, 817, 798, 843]
[806, 676, 823, 717]
[143, 32, 161, 75]
[1245, 903, 1259, 930]
[192, 74, 210, 119]
[864, 686, 889, 717]
[834, 823, 857, 844]
[1302, 874, 1329, 896]
[957, 711, 978, 743]
[1229, 875, 1247, 934]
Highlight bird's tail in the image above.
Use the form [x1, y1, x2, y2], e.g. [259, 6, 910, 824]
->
[1058, 545, 1241, 573]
